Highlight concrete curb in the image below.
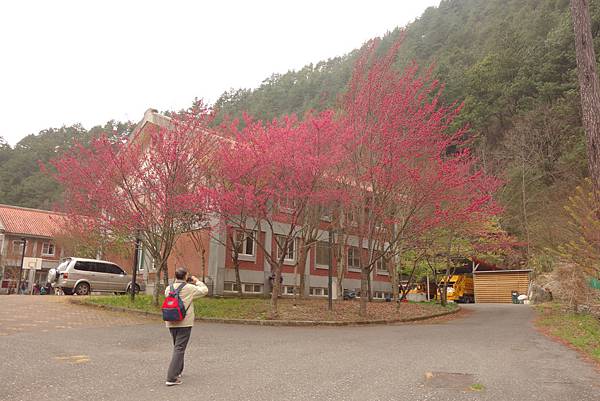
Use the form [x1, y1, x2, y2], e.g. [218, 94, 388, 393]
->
[69, 298, 460, 327]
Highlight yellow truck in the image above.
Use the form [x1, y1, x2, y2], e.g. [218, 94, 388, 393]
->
[439, 274, 474, 303]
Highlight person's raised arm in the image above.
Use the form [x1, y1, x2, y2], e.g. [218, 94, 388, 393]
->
[189, 276, 209, 298]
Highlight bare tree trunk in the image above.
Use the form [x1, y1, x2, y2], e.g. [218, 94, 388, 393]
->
[336, 237, 347, 298]
[367, 270, 372, 301]
[152, 259, 168, 306]
[233, 257, 243, 297]
[296, 238, 308, 299]
[520, 150, 531, 260]
[391, 263, 400, 307]
[229, 233, 243, 297]
[201, 249, 206, 283]
[269, 263, 282, 319]
[571, 0, 600, 198]
[152, 267, 162, 306]
[359, 267, 368, 317]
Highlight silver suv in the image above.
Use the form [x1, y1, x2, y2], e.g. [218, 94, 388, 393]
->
[48, 257, 144, 296]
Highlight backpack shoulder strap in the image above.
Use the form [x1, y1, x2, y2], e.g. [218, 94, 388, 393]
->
[175, 282, 186, 295]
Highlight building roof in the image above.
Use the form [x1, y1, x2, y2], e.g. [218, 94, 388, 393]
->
[0, 204, 65, 238]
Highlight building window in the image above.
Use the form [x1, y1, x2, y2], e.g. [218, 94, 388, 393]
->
[345, 210, 358, 226]
[347, 247, 361, 271]
[223, 282, 240, 292]
[315, 241, 330, 268]
[243, 283, 263, 294]
[279, 197, 297, 213]
[42, 242, 55, 256]
[373, 291, 391, 300]
[234, 231, 255, 257]
[282, 285, 296, 295]
[320, 207, 333, 221]
[375, 254, 388, 275]
[309, 287, 329, 297]
[276, 236, 296, 262]
[224, 282, 262, 294]
[12, 240, 25, 256]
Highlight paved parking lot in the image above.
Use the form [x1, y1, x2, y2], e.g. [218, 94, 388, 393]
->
[0, 297, 598, 401]
[0, 295, 151, 336]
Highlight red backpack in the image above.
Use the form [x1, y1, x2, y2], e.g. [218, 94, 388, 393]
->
[162, 283, 189, 321]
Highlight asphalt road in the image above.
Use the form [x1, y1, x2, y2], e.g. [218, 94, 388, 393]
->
[0, 298, 598, 401]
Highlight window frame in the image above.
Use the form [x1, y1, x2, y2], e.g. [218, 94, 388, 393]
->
[223, 281, 240, 293]
[278, 197, 297, 214]
[282, 285, 296, 295]
[347, 246, 361, 272]
[233, 231, 256, 261]
[12, 240, 26, 256]
[375, 254, 389, 275]
[243, 283, 263, 294]
[309, 287, 329, 297]
[275, 235, 296, 264]
[315, 241, 330, 269]
[41, 242, 55, 256]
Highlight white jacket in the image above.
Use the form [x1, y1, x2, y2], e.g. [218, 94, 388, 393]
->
[164, 279, 208, 328]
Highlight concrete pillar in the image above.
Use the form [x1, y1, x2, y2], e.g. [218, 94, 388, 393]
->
[209, 219, 226, 296]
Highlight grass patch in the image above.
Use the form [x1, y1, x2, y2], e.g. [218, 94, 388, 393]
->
[83, 295, 457, 322]
[84, 295, 269, 319]
[469, 383, 485, 391]
[535, 303, 600, 363]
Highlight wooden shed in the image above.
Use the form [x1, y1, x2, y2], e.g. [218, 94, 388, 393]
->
[473, 269, 531, 303]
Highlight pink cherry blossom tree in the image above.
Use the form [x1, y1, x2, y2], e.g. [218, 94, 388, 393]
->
[213, 111, 344, 317]
[338, 37, 500, 316]
[51, 103, 216, 305]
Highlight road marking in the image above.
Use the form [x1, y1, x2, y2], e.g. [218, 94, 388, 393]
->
[54, 355, 91, 364]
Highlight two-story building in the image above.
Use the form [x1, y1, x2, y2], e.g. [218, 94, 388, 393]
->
[0, 204, 65, 294]
[132, 109, 394, 299]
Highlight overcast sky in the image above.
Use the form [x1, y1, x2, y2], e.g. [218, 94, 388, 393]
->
[0, 0, 440, 145]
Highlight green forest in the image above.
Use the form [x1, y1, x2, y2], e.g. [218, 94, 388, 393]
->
[0, 0, 598, 269]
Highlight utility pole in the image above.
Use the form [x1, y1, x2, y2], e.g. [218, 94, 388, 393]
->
[130, 232, 140, 302]
[328, 228, 333, 311]
[16, 238, 26, 295]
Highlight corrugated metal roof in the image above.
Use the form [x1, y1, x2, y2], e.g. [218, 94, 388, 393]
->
[0, 204, 65, 238]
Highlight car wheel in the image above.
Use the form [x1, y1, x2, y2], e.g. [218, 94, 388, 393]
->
[127, 284, 141, 294]
[75, 282, 90, 296]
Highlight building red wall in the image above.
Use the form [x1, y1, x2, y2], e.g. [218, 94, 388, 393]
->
[167, 230, 211, 278]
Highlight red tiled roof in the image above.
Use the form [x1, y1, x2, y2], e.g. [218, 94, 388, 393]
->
[0, 204, 65, 238]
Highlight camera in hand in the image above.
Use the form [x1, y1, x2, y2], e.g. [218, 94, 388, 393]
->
[186, 277, 194, 283]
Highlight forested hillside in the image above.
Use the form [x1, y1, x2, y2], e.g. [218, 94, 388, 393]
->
[0, 121, 133, 209]
[214, 0, 600, 264]
[0, 0, 597, 265]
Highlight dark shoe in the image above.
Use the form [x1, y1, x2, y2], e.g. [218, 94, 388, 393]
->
[166, 379, 183, 386]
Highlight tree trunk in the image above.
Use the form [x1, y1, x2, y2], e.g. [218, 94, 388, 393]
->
[336, 242, 347, 298]
[520, 144, 531, 260]
[367, 270, 372, 301]
[571, 0, 600, 198]
[269, 263, 282, 319]
[297, 238, 308, 299]
[359, 267, 368, 317]
[152, 259, 167, 306]
[162, 262, 169, 289]
[201, 248, 206, 283]
[152, 267, 162, 306]
[233, 257, 243, 297]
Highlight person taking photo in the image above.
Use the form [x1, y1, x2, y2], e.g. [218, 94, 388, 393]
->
[164, 267, 208, 386]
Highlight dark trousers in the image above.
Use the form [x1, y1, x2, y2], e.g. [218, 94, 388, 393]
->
[167, 327, 192, 381]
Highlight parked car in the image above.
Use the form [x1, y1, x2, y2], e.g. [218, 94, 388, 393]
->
[47, 257, 143, 296]
[343, 289, 357, 300]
